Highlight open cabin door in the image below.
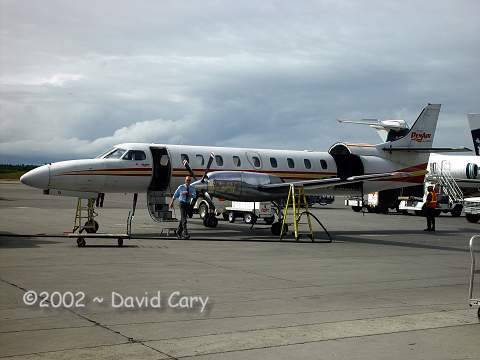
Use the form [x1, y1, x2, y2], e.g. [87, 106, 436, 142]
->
[149, 147, 171, 191]
[148, 147, 174, 222]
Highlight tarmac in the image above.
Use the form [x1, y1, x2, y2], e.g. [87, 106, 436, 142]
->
[0, 180, 479, 359]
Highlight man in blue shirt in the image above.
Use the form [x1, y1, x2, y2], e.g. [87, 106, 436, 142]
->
[169, 176, 197, 239]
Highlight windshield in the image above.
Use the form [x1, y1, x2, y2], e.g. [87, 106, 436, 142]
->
[104, 148, 127, 159]
[95, 148, 115, 159]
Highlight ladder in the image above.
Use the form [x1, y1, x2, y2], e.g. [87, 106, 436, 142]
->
[72, 198, 98, 233]
[280, 185, 314, 241]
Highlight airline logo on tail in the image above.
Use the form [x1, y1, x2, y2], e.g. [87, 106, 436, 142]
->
[410, 131, 432, 143]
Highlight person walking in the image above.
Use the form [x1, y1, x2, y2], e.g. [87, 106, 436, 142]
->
[424, 185, 437, 232]
[169, 176, 196, 239]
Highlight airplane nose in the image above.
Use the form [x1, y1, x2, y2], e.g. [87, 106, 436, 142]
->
[20, 165, 50, 189]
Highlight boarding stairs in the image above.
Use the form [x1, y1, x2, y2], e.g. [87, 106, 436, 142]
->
[428, 162, 464, 204]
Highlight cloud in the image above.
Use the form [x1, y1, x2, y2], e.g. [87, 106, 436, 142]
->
[0, 0, 479, 163]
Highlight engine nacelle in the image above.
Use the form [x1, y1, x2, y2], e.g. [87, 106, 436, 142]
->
[195, 171, 284, 201]
[445, 162, 479, 180]
[466, 163, 479, 179]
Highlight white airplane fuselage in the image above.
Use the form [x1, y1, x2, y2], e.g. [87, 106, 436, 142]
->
[21, 143, 427, 198]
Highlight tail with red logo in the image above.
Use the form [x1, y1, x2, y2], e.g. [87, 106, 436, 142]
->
[377, 103, 470, 153]
[379, 103, 440, 151]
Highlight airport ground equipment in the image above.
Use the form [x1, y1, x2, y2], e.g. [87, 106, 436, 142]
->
[225, 201, 275, 224]
[468, 235, 480, 318]
[464, 198, 480, 223]
[398, 165, 463, 217]
[72, 198, 99, 233]
[279, 184, 331, 242]
[69, 194, 138, 247]
[346, 189, 403, 213]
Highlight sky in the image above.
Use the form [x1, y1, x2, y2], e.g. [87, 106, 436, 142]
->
[0, 0, 479, 164]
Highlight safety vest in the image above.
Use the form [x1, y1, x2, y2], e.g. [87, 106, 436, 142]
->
[426, 191, 437, 208]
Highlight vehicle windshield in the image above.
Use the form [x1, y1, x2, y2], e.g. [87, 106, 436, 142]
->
[104, 148, 127, 159]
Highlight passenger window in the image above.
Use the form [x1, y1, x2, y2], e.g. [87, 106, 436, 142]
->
[181, 154, 189, 163]
[196, 154, 204, 166]
[287, 158, 295, 169]
[270, 157, 278, 168]
[252, 156, 261, 168]
[233, 156, 241, 167]
[304, 159, 311, 169]
[215, 155, 224, 166]
[320, 159, 328, 169]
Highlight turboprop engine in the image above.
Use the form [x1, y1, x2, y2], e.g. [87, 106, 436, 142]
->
[193, 171, 285, 201]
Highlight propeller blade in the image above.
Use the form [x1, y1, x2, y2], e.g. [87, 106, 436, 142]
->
[183, 159, 197, 180]
[201, 152, 215, 182]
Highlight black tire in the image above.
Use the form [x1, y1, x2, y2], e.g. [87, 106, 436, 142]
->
[198, 202, 208, 219]
[271, 222, 281, 236]
[414, 210, 424, 216]
[466, 213, 480, 223]
[264, 216, 275, 225]
[477, 307, 480, 319]
[434, 209, 441, 217]
[222, 212, 229, 221]
[118, 238, 123, 247]
[208, 216, 218, 228]
[244, 212, 257, 224]
[228, 211, 235, 223]
[352, 206, 362, 212]
[77, 237, 86, 247]
[271, 222, 288, 236]
[84, 220, 99, 233]
[451, 205, 462, 217]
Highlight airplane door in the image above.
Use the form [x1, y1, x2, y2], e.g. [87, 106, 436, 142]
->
[149, 147, 171, 191]
[441, 160, 451, 174]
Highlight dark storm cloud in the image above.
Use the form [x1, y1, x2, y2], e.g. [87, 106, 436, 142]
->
[0, 0, 479, 162]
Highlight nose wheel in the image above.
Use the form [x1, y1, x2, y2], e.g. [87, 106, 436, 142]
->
[203, 214, 218, 228]
[76, 237, 86, 247]
[84, 220, 99, 233]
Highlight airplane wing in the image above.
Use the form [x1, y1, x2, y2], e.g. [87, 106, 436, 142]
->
[260, 172, 412, 191]
[381, 146, 471, 153]
[455, 179, 480, 184]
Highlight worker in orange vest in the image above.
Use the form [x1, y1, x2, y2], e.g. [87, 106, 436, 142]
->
[424, 185, 437, 231]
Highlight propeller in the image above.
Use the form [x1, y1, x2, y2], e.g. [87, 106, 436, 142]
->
[182, 153, 216, 212]
[182, 159, 197, 181]
[201, 152, 215, 183]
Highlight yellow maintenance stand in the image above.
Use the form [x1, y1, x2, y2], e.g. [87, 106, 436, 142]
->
[279, 184, 332, 242]
[72, 198, 99, 234]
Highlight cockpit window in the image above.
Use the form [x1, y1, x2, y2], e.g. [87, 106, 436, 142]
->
[123, 150, 146, 161]
[96, 148, 115, 158]
[104, 148, 126, 159]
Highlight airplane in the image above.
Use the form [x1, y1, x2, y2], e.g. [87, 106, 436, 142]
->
[468, 113, 480, 156]
[340, 112, 480, 192]
[20, 103, 452, 235]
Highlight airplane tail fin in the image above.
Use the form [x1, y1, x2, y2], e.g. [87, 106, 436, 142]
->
[468, 113, 480, 155]
[378, 104, 441, 152]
